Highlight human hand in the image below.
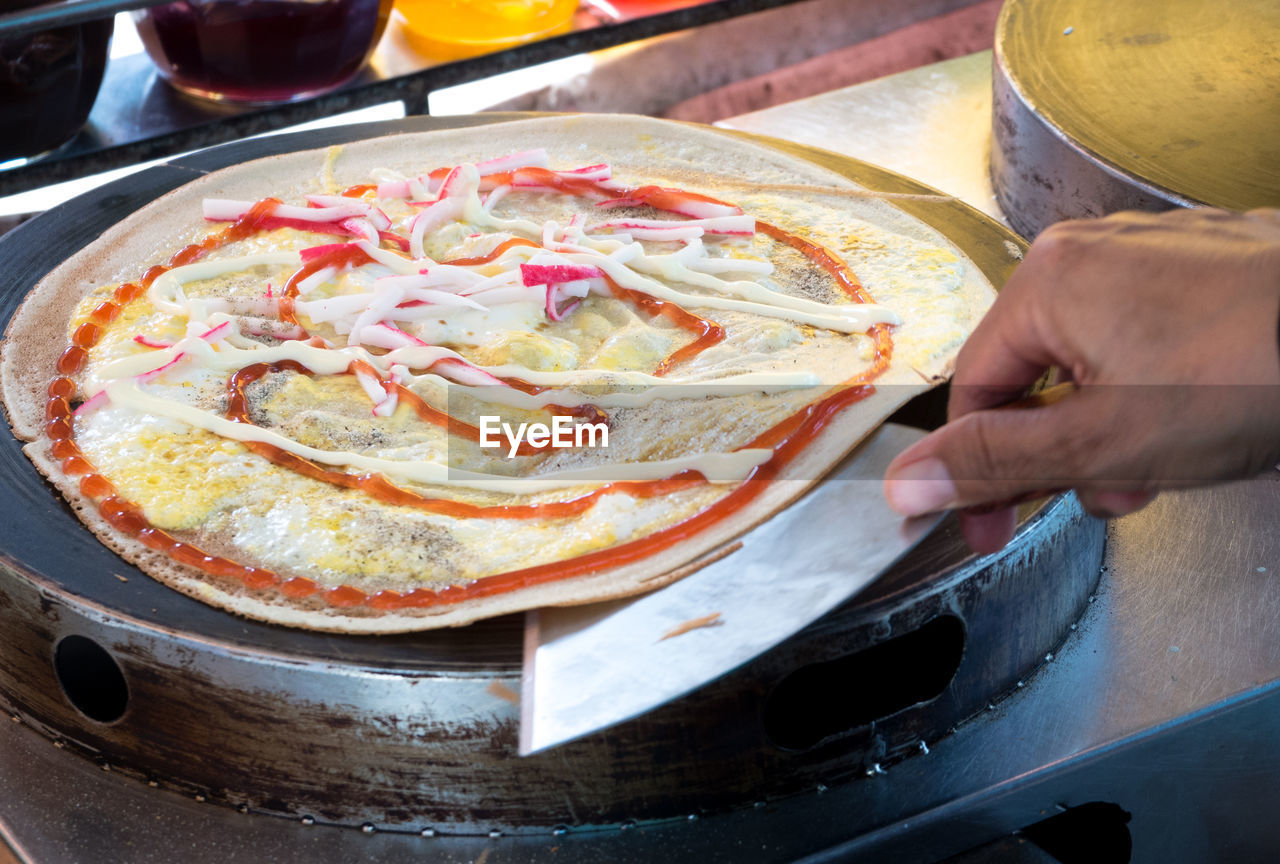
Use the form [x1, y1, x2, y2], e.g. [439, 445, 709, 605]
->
[883, 208, 1280, 553]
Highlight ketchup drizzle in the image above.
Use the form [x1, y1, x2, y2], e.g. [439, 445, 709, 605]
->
[441, 236, 539, 266]
[279, 244, 376, 326]
[605, 277, 725, 376]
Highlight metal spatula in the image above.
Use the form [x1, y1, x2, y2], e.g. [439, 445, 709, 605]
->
[519, 422, 942, 756]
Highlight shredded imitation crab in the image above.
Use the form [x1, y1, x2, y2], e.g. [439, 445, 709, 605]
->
[86, 149, 898, 428]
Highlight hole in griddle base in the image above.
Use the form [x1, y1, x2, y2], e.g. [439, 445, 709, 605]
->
[54, 635, 129, 723]
[1022, 801, 1132, 863]
[763, 614, 964, 751]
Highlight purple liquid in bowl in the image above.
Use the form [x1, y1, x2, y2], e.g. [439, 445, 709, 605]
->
[135, 0, 392, 104]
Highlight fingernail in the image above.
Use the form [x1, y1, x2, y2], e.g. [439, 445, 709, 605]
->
[885, 457, 956, 516]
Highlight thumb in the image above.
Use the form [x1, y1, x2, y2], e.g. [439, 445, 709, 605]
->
[884, 388, 1118, 515]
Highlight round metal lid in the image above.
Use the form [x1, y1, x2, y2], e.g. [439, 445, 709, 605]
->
[996, 0, 1280, 211]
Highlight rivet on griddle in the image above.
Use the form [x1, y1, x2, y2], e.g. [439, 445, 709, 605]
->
[918, 741, 930, 755]
[687, 814, 699, 822]
[987, 703, 995, 711]
[361, 823, 376, 835]
[1088, 595, 1096, 604]
[100, 762, 110, 772]
[1016, 680, 1024, 688]
[194, 794, 205, 803]
[1045, 653, 1054, 662]
[237, 804, 249, 815]
[9, 714, 19, 724]
[419, 827, 435, 837]
[866, 764, 887, 776]
[753, 801, 767, 809]
[53, 740, 64, 749]
[147, 779, 159, 788]
[620, 819, 637, 831]
[551, 826, 568, 837]
[488, 830, 502, 839]
[301, 816, 316, 827]
[1070, 623, 1078, 631]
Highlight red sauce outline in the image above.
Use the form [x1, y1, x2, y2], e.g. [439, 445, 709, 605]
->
[45, 177, 894, 611]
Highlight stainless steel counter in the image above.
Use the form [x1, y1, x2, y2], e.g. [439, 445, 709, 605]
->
[0, 0, 984, 199]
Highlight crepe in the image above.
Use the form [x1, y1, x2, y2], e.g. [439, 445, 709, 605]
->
[1, 115, 995, 632]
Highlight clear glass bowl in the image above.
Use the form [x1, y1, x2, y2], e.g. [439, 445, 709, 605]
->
[0, 8, 112, 165]
[134, 0, 393, 105]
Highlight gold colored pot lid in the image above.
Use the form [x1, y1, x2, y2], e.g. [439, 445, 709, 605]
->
[995, 0, 1280, 211]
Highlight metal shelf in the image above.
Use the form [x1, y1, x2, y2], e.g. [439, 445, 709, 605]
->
[0, 0, 804, 197]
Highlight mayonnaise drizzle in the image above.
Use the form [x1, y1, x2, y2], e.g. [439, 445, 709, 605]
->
[87, 336, 821, 411]
[101, 379, 772, 492]
[148, 252, 303, 315]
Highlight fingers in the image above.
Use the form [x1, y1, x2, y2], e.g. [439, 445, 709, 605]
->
[1076, 488, 1157, 518]
[950, 489, 1151, 558]
[885, 387, 1121, 514]
[946, 223, 1081, 421]
[883, 454, 955, 514]
[946, 287, 1053, 420]
[959, 507, 1017, 556]
[887, 380, 1276, 520]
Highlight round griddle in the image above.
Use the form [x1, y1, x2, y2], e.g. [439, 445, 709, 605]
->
[0, 114, 1025, 670]
[991, 0, 1280, 237]
[0, 115, 1103, 834]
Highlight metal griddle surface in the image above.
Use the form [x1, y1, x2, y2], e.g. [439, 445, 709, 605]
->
[0, 114, 1024, 672]
[997, 0, 1280, 210]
